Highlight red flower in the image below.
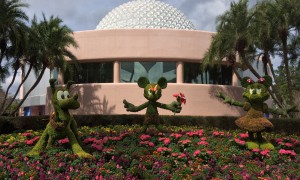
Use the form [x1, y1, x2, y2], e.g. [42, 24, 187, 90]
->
[247, 78, 254, 84]
[58, 138, 69, 144]
[258, 77, 265, 83]
[173, 92, 186, 104]
[26, 136, 40, 145]
[193, 150, 201, 157]
[92, 143, 103, 151]
[140, 134, 151, 141]
[170, 133, 182, 139]
[239, 133, 249, 139]
[22, 132, 33, 137]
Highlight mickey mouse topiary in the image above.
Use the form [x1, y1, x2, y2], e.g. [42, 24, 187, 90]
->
[218, 75, 275, 150]
[28, 79, 92, 158]
[123, 77, 182, 132]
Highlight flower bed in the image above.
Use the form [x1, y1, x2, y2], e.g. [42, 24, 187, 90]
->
[0, 125, 299, 179]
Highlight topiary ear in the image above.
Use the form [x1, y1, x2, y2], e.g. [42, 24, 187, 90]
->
[241, 76, 253, 88]
[49, 78, 57, 94]
[67, 80, 75, 90]
[260, 75, 272, 88]
[157, 77, 167, 89]
[138, 77, 150, 88]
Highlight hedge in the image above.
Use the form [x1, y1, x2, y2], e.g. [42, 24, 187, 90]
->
[0, 115, 299, 135]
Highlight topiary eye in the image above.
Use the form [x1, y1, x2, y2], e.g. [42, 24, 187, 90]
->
[249, 87, 254, 95]
[257, 88, 262, 95]
[148, 89, 151, 95]
[57, 90, 64, 100]
[64, 91, 70, 98]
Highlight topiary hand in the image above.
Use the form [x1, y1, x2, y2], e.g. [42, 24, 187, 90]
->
[169, 101, 182, 113]
[123, 99, 136, 112]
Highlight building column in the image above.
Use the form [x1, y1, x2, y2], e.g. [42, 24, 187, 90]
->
[114, 61, 120, 83]
[232, 70, 239, 86]
[57, 69, 64, 85]
[176, 61, 184, 83]
[19, 69, 24, 116]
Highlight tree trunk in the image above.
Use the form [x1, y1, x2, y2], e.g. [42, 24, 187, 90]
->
[233, 67, 242, 81]
[10, 66, 46, 116]
[1, 64, 33, 115]
[281, 35, 293, 104]
[0, 66, 18, 113]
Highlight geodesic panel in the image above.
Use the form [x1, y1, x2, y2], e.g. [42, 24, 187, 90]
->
[96, 0, 195, 30]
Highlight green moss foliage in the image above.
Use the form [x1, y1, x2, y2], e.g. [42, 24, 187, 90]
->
[123, 77, 182, 132]
[27, 79, 92, 158]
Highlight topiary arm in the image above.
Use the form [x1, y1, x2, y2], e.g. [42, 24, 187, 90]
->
[217, 92, 244, 107]
[268, 105, 298, 116]
[123, 100, 149, 112]
[157, 101, 182, 113]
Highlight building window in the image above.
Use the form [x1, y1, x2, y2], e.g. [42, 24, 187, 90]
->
[67, 62, 113, 83]
[184, 62, 232, 85]
[121, 62, 176, 83]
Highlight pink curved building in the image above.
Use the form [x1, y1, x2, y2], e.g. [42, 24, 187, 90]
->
[24, 0, 245, 116]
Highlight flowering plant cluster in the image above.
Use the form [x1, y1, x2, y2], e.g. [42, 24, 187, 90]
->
[173, 92, 186, 105]
[0, 125, 299, 179]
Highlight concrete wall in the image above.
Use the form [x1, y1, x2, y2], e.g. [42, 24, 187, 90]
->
[68, 29, 214, 62]
[46, 83, 245, 116]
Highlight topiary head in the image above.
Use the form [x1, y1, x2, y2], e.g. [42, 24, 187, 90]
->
[241, 76, 272, 103]
[138, 77, 167, 102]
[49, 79, 80, 110]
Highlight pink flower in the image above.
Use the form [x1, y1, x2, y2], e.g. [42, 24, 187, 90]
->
[109, 136, 122, 141]
[279, 149, 297, 156]
[140, 141, 155, 147]
[193, 150, 201, 157]
[170, 133, 182, 139]
[148, 142, 155, 147]
[173, 92, 186, 104]
[252, 148, 260, 153]
[158, 137, 171, 145]
[22, 132, 32, 137]
[186, 130, 203, 137]
[93, 139, 103, 145]
[260, 150, 270, 156]
[157, 147, 171, 152]
[239, 133, 249, 139]
[279, 149, 288, 155]
[258, 77, 265, 83]
[91, 143, 103, 151]
[206, 150, 213, 155]
[178, 153, 186, 158]
[247, 78, 254, 84]
[285, 142, 293, 147]
[102, 137, 108, 144]
[197, 141, 209, 146]
[178, 139, 191, 145]
[83, 138, 96, 144]
[58, 138, 69, 144]
[140, 134, 151, 141]
[164, 138, 171, 145]
[274, 138, 282, 143]
[140, 141, 150, 145]
[26, 136, 40, 145]
[234, 138, 246, 146]
[171, 152, 179, 157]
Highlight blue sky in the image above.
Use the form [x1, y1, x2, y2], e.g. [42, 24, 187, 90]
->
[22, 0, 258, 32]
[5, 0, 280, 95]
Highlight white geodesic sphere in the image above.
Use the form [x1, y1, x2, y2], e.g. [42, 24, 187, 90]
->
[96, 0, 195, 30]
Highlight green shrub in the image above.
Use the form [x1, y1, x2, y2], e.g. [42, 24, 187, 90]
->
[0, 115, 299, 135]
